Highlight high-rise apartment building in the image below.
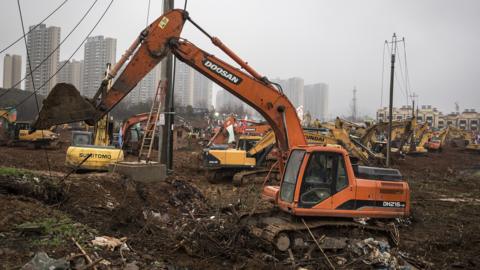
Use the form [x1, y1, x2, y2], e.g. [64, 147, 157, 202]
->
[82, 36, 116, 97]
[304, 83, 329, 121]
[3, 54, 22, 89]
[193, 70, 212, 109]
[215, 89, 243, 110]
[128, 66, 160, 104]
[273, 77, 304, 108]
[174, 59, 194, 107]
[24, 24, 60, 96]
[57, 59, 83, 90]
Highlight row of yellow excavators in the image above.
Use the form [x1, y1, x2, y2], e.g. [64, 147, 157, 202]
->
[203, 114, 479, 185]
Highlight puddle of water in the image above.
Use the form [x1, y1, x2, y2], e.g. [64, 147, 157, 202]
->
[437, 198, 480, 204]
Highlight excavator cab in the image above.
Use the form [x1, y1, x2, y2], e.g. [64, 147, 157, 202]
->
[264, 146, 410, 218]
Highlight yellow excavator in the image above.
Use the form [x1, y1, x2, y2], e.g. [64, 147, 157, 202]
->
[204, 129, 334, 185]
[59, 66, 124, 171]
[204, 122, 383, 185]
[0, 108, 59, 148]
[402, 121, 429, 155]
[448, 126, 480, 152]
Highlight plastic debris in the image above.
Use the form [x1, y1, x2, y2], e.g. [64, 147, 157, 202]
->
[354, 238, 398, 269]
[21, 252, 69, 270]
[91, 236, 127, 251]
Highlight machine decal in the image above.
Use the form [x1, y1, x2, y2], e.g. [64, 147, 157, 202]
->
[79, 153, 112, 159]
[158, 17, 169, 29]
[382, 201, 406, 208]
[336, 200, 406, 210]
[203, 59, 243, 85]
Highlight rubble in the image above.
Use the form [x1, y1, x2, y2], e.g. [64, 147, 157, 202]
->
[21, 252, 69, 270]
[0, 144, 479, 269]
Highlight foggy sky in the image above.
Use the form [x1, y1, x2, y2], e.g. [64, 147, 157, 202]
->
[1, 0, 479, 117]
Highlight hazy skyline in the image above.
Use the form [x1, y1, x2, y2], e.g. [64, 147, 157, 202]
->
[1, 0, 479, 117]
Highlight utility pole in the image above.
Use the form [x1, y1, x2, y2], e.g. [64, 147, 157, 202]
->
[409, 92, 418, 118]
[160, 0, 175, 171]
[386, 33, 403, 167]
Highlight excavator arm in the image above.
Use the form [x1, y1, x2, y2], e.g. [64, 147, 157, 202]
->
[33, 9, 306, 163]
[120, 113, 152, 137]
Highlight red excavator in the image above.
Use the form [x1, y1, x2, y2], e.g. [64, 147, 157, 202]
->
[119, 112, 155, 154]
[33, 9, 409, 252]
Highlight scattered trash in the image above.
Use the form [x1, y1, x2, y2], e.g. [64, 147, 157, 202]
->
[335, 256, 347, 266]
[353, 238, 398, 269]
[143, 210, 170, 224]
[354, 217, 370, 225]
[91, 236, 127, 251]
[21, 252, 69, 270]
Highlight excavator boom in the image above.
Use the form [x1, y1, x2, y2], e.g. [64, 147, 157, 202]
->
[33, 9, 306, 168]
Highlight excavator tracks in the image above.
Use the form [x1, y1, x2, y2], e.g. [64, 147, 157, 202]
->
[240, 210, 399, 254]
[232, 169, 279, 186]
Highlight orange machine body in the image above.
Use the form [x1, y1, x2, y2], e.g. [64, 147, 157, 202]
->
[264, 145, 410, 218]
[32, 9, 409, 220]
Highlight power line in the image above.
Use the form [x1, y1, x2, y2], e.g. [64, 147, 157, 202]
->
[395, 39, 409, 105]
[146, 0, 151, 27]
[0, 0, 69, 54]
[0, 0, 114, 120]
[380, 40, 388, 108]
[402, 41, 414, 103]
[0, 0, 100, 99]
[17, 0, 53, 179]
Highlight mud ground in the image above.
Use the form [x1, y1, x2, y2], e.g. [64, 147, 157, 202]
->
[0, 135, 479, 269]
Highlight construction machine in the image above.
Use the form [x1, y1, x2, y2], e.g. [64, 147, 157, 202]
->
[207, 116, 270, 147]
[334, 117, 366, 138]
[59, 69, 124, 171]
[32, 9, 409, 252]
[119, 112, 152, 154]
[425, 127, 448, 151]
[0, 108, 59, 148]
[204, 129, 336, 185]
[448, 126, 480, 152]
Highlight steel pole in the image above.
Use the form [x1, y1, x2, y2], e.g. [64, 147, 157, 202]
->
[386, 33, 397, 167]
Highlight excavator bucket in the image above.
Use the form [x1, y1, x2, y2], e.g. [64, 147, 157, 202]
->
[32, 83, 98, 130]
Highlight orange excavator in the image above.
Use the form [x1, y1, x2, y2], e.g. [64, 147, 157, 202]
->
[33, 9, 409, 251]
[119, 112, 155, 154]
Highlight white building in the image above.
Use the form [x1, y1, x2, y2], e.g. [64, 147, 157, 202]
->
[304, 83, 329, 121]
[82, 36, 116, 97]
[376, 105, 480, 131]
[215, 89, 242, 110]
[193, 70, 212, 109]
[57, 59, 83, 90]
[3, 54, 22, 89]
[128, 66, 161, 104]
[174, 60, 194, 107]
[273, 77, 304, 108]
[440, 109, 480, 131]
[25, 24, 60, 96]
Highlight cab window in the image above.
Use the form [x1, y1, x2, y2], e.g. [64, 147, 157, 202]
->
[336, 159, 348, 192]
[280, 150, 306, 203]
[299, 152, 349, 208]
